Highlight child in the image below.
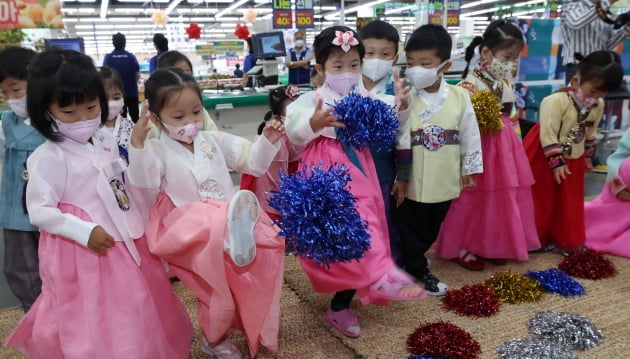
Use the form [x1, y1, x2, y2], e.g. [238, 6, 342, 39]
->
[157, 50, 193, 75]
[285, 25, 424, 339]
[392, 24, 482, 294]
[358, 19, 409, 268]
[128, 67, 286, 358]
[524, 50, 623, 252]
[584, 128, 630, 257]
[435, 20, 540, 271]
[4, 49, 193, 358]
[240, 85, 303, 220]
[99, 67, 134, 163]
[0, 46, 44, 312]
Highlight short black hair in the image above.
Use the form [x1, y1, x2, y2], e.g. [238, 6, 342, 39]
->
[157, 50, 193, 72]
[358, 20, 400, 55]
[144, 67, 201, 117]
[577, 50, 623, 92]
[0, 46, 36, 82]
[462, 20, 524, 78]
[313, 26, 364, 66]
[405, 24, 451, 62]
[113, 32, 126, 50]
[235, 63, 240, 69]
[153, 33, 169, 52]
[27, 49, 108, 142]
[99, 66, 125, 97]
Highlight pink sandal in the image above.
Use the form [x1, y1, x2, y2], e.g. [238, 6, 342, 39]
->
[368, 268, 427, 302]
[325, 308, 361, 338]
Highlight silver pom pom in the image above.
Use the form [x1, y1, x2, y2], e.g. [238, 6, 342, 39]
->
[528, 311, 604, 350]
[497, 338, 578, 359]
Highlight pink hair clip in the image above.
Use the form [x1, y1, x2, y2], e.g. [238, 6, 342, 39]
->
[332, 31, 359, 52]
[285, 85, 300, 99]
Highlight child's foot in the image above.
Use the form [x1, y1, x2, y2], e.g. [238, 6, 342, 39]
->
[368, 267, 427, 302]
[419, 270, 448, 296]
[453, 249, 485, 271]
[325, 308, 361, 338]
[226, 190, 259, 267]
[201, 337, 242, 359]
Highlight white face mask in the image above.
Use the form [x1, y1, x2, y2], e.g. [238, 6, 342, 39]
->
[107, 99, 124, 121]
[51, 112, 102, 144]
[486, 57, 516, 81]
[324, 71, 361, 96]
[405, 63, 445, 90]
[7, 96, 28, 118]
[295, 40, 305, 48]
[362, 58, 394, 82]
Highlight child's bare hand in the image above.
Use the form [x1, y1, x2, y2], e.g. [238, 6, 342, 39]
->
[130, 101, 153, 149]
[553, 165, 572, 184]
[309, 97, 344, 133]
[87, 226, 115, 254]
[585, 158, 594, 173]
[393, 69, 411, 111]
[615, 188, 630, 201]
[462, 175, 476, 189]
[263, 118, 285, 144]
[391, 180, 408, 207]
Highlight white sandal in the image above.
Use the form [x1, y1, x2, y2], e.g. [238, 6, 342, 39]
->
[201, 337, 243, 359]
[227, 190, 259, 267]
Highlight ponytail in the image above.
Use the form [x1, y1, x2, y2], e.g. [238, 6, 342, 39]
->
[257, 110, 273, 135]
[462, 36, 483, 79]
[574, 52, 585, 63]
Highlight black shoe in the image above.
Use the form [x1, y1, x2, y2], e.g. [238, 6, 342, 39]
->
[419, 271, 448, 296]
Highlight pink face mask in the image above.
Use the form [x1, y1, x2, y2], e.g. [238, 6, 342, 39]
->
[324, 71, 361, 96]
[50, 112, 102, 144]
[162, 120, 202, 144]
[575, 86, 598, 108]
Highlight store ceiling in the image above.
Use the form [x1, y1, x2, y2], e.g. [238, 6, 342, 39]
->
[58, 0, 548, 58]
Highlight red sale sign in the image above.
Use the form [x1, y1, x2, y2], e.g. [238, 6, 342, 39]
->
[295, 10, 314, 28]
[273, 10, 292, 28]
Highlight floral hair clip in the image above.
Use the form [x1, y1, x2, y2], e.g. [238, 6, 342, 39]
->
[332, 31, 359, 52]
[285, 85, 300, 99]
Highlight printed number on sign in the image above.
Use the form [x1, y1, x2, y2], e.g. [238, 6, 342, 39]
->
[276, 17, 290, 26]
[297, 16, 312, 26]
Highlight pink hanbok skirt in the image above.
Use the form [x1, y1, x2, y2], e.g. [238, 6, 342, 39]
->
[298, 137, 396, 305]
[585, 157, 630, 257]
[4, 203, 193, 359]
[435, 115, 540, 260]
[145, 192, 284, 357]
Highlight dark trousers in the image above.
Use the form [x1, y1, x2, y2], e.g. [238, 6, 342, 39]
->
[380, 182, 403, 268]
[331, 289, 356, 311]
[124, 96, 140, 123]
[396, 199, 451, 280]
[3, 229, 41, 312]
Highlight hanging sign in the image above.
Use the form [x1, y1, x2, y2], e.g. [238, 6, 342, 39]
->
[295, 0, 314, 29]
[0, 0, 63, 29]
[272, 0, 292, 29]
[428, 0, 461, 27]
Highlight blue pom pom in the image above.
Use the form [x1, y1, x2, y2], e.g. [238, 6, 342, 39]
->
[525, 268, 585, 297]
[268, 162, 371, 267]
[331, 92, 399, 151]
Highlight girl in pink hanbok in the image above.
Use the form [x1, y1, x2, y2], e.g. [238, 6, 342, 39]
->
[240, 85, 303, 221]
[128, 67, 286, 359]
[285, 26, 424, 339]
[4, 49, 193, 359]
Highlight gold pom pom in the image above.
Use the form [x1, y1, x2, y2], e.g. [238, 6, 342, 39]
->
[470, 90, 504, 135]
[484, 270, 545, 304]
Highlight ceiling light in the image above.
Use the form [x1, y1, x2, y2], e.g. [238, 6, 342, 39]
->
[165, 0, 182, 15]
[215, 0, 248, 18]
[461, 0, 500, 10]
[99, 0, 108, 18]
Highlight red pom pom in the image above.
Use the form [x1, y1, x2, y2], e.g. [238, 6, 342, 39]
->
[407, 321, 481, 359]
[441, 284, 500, 318]
[185, 23, 201, 39]
[234, 24, 250, 40]
[559, 249, 617, 280]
